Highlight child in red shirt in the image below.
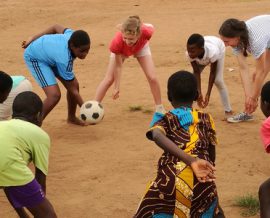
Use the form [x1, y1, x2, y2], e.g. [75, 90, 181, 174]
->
[94, 15, 165, 114]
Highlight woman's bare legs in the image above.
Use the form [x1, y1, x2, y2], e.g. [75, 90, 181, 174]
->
[137, 55, 163, 108]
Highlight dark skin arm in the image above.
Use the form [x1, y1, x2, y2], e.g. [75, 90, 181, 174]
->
[22, 24, 66, 48]
[151, 128, 216, 182]
[191, 61, 204, 108]
[208, 144, 216, 163]
[35, 167, 46, 194]
[204, 61, 218, 107]
[60, 78, 84, 107]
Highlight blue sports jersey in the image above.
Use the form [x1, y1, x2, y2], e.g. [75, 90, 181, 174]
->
[24, 29, 75, 81]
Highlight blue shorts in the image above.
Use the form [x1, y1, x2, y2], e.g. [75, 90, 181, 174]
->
[4, 179, 45, 209]
[24, 54, 74, 88]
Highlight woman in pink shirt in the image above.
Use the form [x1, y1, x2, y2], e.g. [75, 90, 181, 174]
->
[94, 15, 165, 114]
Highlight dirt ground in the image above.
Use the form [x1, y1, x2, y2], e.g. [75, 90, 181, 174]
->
[1, 0, 270, 217]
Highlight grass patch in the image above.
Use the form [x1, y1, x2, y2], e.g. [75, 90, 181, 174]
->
[128, 105, 153, 114]
[233, 194, 260, 217]
[129, 105, 142, 112]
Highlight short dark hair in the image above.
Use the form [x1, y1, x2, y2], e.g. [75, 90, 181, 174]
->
[167, 70, 198, 103]
[12, 91, 43, 118]
[69, 30, 90, 47]
[0, 71, 13, 93]
[187, 33, 204, 48]
[261, 81, 270, 103]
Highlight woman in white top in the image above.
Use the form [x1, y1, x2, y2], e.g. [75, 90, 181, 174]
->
[219, 15, 270, 123]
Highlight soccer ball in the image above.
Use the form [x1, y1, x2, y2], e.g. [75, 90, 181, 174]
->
[80, 100, 104, 124]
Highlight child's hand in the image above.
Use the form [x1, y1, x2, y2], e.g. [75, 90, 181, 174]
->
[112, 89, 120, 100]
[22, 37, 34, 48]
[190, 158, 216, 183]
[203, 93, 210, 108]
[197, 94, 205, 108]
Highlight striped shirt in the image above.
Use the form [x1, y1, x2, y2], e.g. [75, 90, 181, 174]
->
[233, 15, 270, 59]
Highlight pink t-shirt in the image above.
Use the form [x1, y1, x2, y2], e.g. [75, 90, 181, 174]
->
[260, 116, 270, 153]
[109, 24, 154, 57]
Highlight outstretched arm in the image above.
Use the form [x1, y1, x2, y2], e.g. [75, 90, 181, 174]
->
[151, 128, 215, 182]
[191, 61, 204, 108]
[112, 54, 123, 100]
[22, 24, 66, 48]
[236, 53, 252, 111]
[204, 61, 218, 107]
[61, 78, 84, 107]
[246, 52, 268, 113]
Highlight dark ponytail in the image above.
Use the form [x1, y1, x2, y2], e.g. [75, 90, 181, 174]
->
[219, 18, 249, 57]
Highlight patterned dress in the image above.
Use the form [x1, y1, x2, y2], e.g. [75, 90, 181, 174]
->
[134, 108, 219, 218]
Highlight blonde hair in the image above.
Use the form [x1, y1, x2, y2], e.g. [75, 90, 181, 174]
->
[121, 15, 141, 36]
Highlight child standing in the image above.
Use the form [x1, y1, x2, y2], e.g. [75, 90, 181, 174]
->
[134, 71, 223, 217]
[22, 24, 90, 125]
[259, 81, 270, 218]
[0, 71, 32, 120]
[0, 91, 57, 218]
[186, 33, 232, 120]
[94, 15, 165, 114]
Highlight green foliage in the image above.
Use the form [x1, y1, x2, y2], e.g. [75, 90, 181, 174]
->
[233, 194, 260, 217]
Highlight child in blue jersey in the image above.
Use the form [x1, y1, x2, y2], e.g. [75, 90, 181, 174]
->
[22, 24, 90, 125]
[0, 71, 32, 120]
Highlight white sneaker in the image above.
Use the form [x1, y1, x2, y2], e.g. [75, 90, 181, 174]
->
[227, 112, 254, 123]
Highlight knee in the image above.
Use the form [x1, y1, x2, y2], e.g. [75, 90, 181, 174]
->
[47, 92, 61, 104]
[103, 76, 114, 87]
[215, 80, 225, 89]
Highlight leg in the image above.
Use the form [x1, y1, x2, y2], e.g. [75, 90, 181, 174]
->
[4, 180, 57, 218]
[27, 198, 57, 218]
[137, 55, 162, 105]
[94, 55, 117, 102]
[58, 77, 86, 125]
[42, 85, 61, 119]
[4, 189, 30, 218]
[259, 178, 270, 218]
[214, 57, 232, 113]
[24, 56, 59, 120]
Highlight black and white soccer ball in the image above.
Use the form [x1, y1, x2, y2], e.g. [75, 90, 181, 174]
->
[80, 100, 104, 124]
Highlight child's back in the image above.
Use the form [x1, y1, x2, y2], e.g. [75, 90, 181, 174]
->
[135, 71, 222, 217]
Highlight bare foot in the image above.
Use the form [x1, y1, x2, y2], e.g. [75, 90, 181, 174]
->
[67, 117, 88, 126]
[222, 110, 234, 121]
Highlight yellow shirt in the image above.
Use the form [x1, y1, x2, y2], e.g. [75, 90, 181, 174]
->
[0, 119, 50, 186]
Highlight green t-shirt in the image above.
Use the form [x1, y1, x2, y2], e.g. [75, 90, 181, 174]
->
[0, 119, 50, 186]
[11, 76, 25, 89]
